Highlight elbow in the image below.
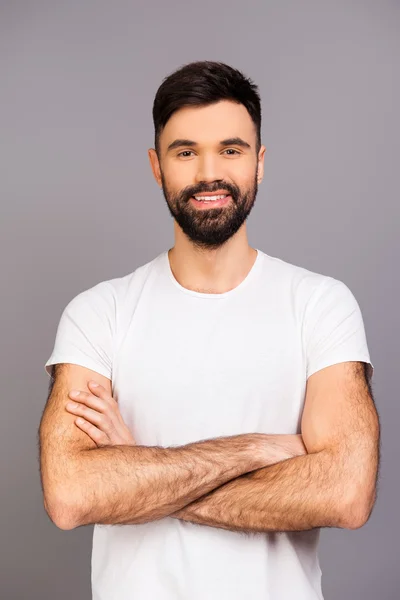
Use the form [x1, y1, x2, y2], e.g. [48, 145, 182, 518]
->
[43, 487, 81, 531]
[340, 508, 369, 530]
[339, 487, 377, 530]
[51, 513, 78, 531]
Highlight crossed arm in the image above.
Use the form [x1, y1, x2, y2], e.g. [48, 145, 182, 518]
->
[169, 362, 379, 533]
[168, 442, 370, 533]
[40, 361, 379, 533]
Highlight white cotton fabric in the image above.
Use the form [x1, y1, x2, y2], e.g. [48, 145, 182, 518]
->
[44, 248, 374, 600]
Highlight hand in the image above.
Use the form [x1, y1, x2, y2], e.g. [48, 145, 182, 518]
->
[249, 432, 307, 468]
[65, 380, 136, 448]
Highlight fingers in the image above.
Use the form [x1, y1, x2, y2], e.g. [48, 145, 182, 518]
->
[68, 390, 107, 413]
[65, 398, 110, 429]
[87, 380, 115, 403]
[65, 391, 115, 437]
[74, 418, 109, 447]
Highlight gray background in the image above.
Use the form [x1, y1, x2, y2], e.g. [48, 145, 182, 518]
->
[1, 1, 398, 598]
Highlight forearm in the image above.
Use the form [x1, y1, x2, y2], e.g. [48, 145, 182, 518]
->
[170, 448, 348, 533]
[59, 433, 266, 529]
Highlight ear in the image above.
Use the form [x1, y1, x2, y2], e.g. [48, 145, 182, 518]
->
[257, 145, 266, 184]
[148, 148, 162, 187]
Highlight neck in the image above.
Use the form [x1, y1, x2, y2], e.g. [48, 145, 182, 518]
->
[168, 227, 257, 294]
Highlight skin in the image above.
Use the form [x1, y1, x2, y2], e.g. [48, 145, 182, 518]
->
[66, 383, 306, 459]
[65, 360, 379, 533]
[63, 101, 304, 525]
[66, 383, 137, 447]
[57, 100, 379, 533]
[66, 101, 268, 443]
[147, 99, 266, 294]
[65, 380, 309, 530]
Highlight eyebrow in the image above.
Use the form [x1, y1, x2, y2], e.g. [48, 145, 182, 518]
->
[166, 137, 252, 153]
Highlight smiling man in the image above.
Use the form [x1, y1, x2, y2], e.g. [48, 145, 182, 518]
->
[155, 102, 260, 252]
[39, 61, 380, 600]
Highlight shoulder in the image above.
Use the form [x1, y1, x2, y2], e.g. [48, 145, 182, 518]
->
[258, 250, 339, 304]
[74, 251, 166, 308]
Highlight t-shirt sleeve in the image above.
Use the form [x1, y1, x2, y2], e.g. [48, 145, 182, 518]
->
[44, 281, 115, 380]
[304, 277, 374, 382]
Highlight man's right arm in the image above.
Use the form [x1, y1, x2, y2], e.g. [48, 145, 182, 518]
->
[39, 363, 300, 531]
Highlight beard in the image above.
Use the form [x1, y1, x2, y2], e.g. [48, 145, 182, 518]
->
[159, 169, 259, 251]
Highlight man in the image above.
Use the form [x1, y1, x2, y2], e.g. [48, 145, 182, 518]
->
[39, 60, 380, 600]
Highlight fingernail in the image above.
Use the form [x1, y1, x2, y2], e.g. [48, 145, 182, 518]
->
[90, 381, 99, 387]
[70, 390, 80, 397]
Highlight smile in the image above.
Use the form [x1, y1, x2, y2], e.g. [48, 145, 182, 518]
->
[191, 195, 231, 207]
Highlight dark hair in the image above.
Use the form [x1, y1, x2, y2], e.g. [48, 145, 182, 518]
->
[152, 60, 262, 158]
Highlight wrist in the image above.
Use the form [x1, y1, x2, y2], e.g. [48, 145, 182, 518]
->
[249, 433, 306, 468]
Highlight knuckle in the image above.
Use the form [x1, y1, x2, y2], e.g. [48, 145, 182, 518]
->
[98, 415, 109, 429]
[93, 396, 105, 408]
[98, 399, 109, 411]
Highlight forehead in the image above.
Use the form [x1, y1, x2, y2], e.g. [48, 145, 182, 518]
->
[161, 100, 255, 148]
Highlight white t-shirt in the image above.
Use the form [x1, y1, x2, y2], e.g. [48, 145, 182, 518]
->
[44, 248, 374, 600]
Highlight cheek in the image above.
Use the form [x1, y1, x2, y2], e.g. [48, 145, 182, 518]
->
[242, 166, 259, 188]
[233, 173, 256, 194]
[226, 160, 256, 185]
[164, 165, 191, 192]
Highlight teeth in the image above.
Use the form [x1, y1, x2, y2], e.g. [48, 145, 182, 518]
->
[194, 194, 227, 202]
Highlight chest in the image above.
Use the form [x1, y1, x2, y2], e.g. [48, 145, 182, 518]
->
[112, 294, 307, 446]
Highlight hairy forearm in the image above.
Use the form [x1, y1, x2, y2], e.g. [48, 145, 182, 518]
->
[56, 433, 271, 530]
[170, 449, 352, 533]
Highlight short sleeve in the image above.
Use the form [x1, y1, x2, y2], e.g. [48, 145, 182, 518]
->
[304, 277, 374, 382]
[44, 281, 115, 380]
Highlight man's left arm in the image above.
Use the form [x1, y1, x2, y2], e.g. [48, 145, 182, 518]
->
[170, 361, 380, 532]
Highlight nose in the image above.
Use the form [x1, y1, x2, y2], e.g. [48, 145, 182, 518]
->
[194, 155, 224, 185]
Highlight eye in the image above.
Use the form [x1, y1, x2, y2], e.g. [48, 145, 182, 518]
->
[177, 150, 194, 157]
[223, 149, 240, 155]
[176, 149, 241, 157]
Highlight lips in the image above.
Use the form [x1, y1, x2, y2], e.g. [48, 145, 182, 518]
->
[190, 195, 231, 208]
[192, 189, 230, 197]
[192, 194, 228, 202]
